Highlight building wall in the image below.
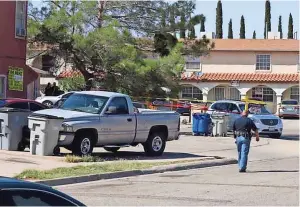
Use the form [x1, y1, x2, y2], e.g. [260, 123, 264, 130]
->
[201, 51, 298, 73]
[0, 1, 38, 98]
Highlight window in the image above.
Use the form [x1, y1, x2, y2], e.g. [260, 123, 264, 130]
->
[1, 189, 78, 206]
[42, 55, 55, 71]
[8, 102, 29, 110]
[211, 102, 229, 111]
[15, 1, 26, 37]
[214, 87, 225, 101]
[181, 86, 203, 99]
[185, 62, 200, 70]
[228, 103, 240, 113]
[30, 103, 46, 111]
[290, 86, 299, 101]
[256, 54, 271, 70]
[228, 87, 241, 100]
[251, 87, 274, 102]
[62, 92, 74, 99]
[106, 97, 129, 114]
[60, 94, 109, 114]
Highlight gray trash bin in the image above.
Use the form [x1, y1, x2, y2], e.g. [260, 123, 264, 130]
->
[0, 107, 32, 151]
[211, 112, 229, 137]
[28, 114, 64, 156]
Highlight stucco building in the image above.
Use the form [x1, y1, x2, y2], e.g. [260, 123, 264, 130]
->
[0, 1, 39, 99]
[180, 39, 300, 114]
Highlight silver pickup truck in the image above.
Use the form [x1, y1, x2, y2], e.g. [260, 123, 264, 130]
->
[29, 91, 180, 156]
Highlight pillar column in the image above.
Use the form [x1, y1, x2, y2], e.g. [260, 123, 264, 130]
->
[276, 94, 282, 115]
[202, 92, 208, 102]
[241, 94, 247, 100]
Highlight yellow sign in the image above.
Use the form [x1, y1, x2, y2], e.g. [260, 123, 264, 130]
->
[8, 67, 23, 91]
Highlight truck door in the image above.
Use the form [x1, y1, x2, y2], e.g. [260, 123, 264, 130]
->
[99, 97, 136, 145]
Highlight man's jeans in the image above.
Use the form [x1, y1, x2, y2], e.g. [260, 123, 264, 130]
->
[236, 136, 251, 170]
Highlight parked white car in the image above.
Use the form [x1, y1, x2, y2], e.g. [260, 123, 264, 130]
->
[35, 92, 74, 107]
[207, 100, 283, 138]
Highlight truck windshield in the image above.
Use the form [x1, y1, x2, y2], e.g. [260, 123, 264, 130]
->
[59, 94, 109, 114]
[239, 103, 271, 115]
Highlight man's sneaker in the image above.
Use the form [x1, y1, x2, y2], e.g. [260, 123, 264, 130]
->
[239, 169, 246, 173]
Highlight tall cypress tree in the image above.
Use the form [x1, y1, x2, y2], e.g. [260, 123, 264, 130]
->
[215, 0, 223, 38]
[228, 19, 233, 39]
[188, 26, 196, 39]
[169, 6, 176, 36]
[240, 15, 245, 39]
[264, 0, 271, 39]
[278, 15, 283, 39]
[200, 19, 205, 32]
[287, 13, 294, 39]
[252, 30, 256, 39]
[180, 12, 186, 39]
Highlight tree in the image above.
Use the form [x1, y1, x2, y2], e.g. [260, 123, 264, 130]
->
[252, 30, 256, 39]
[264, 0, 271, 39]
[228, 19, 233, 39]
[287, 13, 294, 39]
[200, 17, 206, 32]
[180, 12, 186, 38]
[240, 15, 245, 39]
[278, 15, 283, 39]
[28, 1, 214, 95]
[215, 0, 223, 38]
[188, 26, 196, 39]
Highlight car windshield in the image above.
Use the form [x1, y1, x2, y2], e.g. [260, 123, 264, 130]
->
[59, 93, 109, 114]
[239, 103, 271, 115]
[282, 100, 298, 105]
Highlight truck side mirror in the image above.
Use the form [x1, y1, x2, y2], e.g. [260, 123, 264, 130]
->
[105, 106, 117, 114]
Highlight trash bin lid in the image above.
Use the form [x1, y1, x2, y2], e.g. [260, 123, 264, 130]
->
[0, 107, 31, 113]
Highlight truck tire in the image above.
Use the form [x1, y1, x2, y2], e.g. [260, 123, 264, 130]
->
[72, 133, 94, 156]
[104, 147, 120, 153]
[17, 142, 25, 151]
[143, 132, 166, 156]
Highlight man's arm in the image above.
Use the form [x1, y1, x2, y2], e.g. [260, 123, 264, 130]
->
[250, 119, 259, 142]
[233, 120, 237, 138]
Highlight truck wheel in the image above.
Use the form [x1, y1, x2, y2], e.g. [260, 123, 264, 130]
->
[104, 147, 120, 153]
[72, 133, 94, 156]
[143, 132, 166, 156]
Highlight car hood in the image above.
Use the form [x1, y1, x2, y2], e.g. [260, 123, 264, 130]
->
[248, 114, 279, 119]
[31, 108, 99, 120]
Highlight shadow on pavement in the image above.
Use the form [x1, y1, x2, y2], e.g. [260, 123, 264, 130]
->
[249, 170, 299, 173]
[61, 151, 210, 161]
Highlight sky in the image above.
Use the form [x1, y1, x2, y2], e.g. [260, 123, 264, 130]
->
[30, 0, 299, 39]
[193, 0, 299, 39]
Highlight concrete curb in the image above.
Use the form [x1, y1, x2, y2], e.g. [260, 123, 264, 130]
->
[35, 158, 237, 187]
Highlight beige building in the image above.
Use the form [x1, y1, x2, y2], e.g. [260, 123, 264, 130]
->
[180, 39, 300, 114]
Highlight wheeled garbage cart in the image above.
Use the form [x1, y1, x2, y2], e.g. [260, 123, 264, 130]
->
[28, 114, 64, 156]
[192, 113, 212, 136]
[0, 107, 32, 151]
[211, 113, 229, 137]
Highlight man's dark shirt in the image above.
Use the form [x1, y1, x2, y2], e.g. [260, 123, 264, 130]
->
[233, 116, 257, 136]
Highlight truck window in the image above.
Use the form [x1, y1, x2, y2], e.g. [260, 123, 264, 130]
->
[107, 97, 129, 114]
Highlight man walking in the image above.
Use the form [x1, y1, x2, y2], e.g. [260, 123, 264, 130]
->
[233, 110, 259, 172]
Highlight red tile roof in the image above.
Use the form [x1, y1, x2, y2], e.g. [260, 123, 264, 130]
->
[181, 72, 300, 83]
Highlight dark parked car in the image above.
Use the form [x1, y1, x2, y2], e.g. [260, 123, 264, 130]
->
[0, 177, 85, 206]
[0, 98, 49, 150]
[0, 98, 48, 111]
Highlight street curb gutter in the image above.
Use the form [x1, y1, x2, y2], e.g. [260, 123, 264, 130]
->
[35, 158, 237, 187]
